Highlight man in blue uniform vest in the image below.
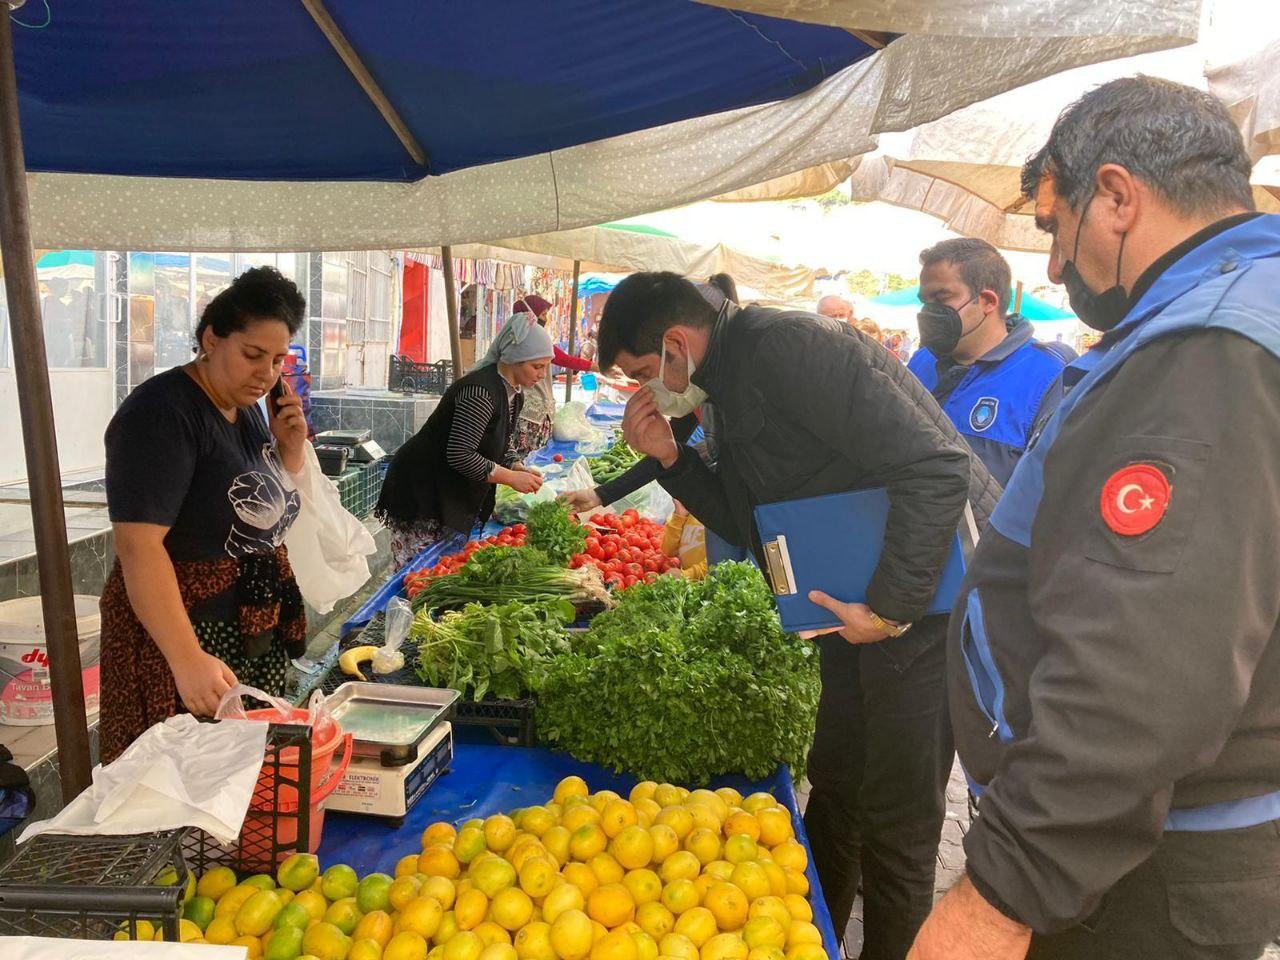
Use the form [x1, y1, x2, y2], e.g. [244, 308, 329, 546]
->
[909, 238, 1073, 486]
[906, 77, 1280, 960]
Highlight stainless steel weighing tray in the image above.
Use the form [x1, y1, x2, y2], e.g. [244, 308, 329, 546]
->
[326, 682, 459, 766]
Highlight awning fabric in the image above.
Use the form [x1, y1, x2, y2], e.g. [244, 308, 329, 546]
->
[13, 0, 1199, 252]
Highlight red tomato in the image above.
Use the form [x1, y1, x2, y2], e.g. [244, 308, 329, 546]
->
[644, 572, 659, 584]
[606, 572, 625, 587]
[602, 540, 619, 559]
[553, 454, 564, 463]
[585, 542, 603, 560]
[512, 523, 527, 534]
[624, 562, 644, 578]
[643, 557, 662, 573]
[622, 575, 639, 588]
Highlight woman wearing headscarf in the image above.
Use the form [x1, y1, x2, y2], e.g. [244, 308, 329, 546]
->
[509, 294, 595, 458]
[375, 314, 552, 567]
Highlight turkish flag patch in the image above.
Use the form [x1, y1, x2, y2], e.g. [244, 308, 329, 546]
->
[1100, 463, 1172, 536]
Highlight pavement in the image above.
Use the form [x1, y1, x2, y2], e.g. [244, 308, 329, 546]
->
[802, 760, 1280, 960]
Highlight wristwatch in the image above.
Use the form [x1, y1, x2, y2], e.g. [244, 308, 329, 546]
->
[867, 610, 913, 637]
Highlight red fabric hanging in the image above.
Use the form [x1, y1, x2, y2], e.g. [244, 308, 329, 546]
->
[399, 259, 428, 361]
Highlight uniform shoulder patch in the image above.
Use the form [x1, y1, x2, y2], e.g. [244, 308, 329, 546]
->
[1100, 462, 1171, 536]
[969, 396, 999, 432]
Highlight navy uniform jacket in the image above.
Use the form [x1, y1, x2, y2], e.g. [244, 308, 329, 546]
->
[908, 318, 1072, 486]
[951, 213, 1280, 935]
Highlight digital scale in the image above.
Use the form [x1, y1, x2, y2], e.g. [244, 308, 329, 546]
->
[324, 682, 459, 822]
[314, 429, 387, 464]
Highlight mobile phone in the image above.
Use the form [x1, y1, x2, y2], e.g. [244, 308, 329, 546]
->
[269, 377, 286, 413]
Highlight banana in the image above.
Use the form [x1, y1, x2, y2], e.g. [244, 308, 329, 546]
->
[339, 645, 378, 681]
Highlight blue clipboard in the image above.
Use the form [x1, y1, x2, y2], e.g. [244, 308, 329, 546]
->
[753, 487, 971, 634]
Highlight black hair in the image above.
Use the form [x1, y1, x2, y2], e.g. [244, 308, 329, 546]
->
[1021, 76, 1255, 217]
[919, 238, 1012, 316]
[707, 273, 739, 304]
[193, 266, 306, 351]
[598, 272, 717, 369]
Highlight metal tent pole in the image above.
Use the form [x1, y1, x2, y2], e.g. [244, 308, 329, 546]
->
[564, 260, 581, 403]
[0, 11, 92, 800]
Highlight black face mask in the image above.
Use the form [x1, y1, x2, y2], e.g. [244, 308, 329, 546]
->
[1062, 194, 1129, 332]
[917, 294, 978, 357]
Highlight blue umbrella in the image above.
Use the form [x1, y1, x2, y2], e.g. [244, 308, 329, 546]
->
[872, 284, 1075, 321]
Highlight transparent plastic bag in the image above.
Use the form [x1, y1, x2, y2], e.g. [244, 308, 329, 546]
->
[603, 479, 675, 523]
[553, 401, 607, 444]
[373, 597, 412, 675]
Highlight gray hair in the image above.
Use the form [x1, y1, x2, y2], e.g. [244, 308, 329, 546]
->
[1020, 76, 1255, 217]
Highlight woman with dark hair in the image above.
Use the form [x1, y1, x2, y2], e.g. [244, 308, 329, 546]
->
[99, 266, 310, 762]
[376, 314, 551, 567]
[508, 295, 595, 458]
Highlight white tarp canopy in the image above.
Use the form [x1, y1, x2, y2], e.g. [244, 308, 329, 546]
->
[846, 0, 1280, 251]
[23, 0, 1200, 253]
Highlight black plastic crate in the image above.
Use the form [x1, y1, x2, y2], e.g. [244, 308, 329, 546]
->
[0, 831, 187, 941]
[321, 613, 537, 746]
[389, 356, 453, 395]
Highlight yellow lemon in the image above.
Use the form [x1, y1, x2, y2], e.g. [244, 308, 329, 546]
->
[455, 889, 489, 931]
[769, 843, 807, 875]
[470, 858, 517, 898]
[693, 875, 718, 902]
[586, 882, 636, 928]
[659, 880, 700, 916]
[394, 855, 421, 879]
[742, 918, 786, 952]
[748, 898, 791, 931]
[714, 788, 744, 809]
[600, 799, 639, 839]
[554, 776, 590, 807]
[557, 862, 594, 898]
[541, 827, 571, 867]
[514, 921, 555, 960]
[322, 865, 361, 902]
[474, 922, 512, 947]
[610, 826, 655, 871]
[236, 890, 284, 937]
[701, 933, 748, 960]
[659, 852, 700, 885]
[434, 912, 460, 946]
[509, 842, 547, 874]
[479, 945, 518, 960]
[198, 867, 239, 902]
[550, 908, 594, 960]
[747, 948, 785, 960]
[420, 876, 457, 911]
[652, 785, 683, 809]
[684, 828, 721, 866]
[755, 809, 792, 848]
[704, 861, 735, 882]
[215, 885, 260, 921]
[634, 799, 662, 827]
[647, 825, 680, 865]
[589, 853, 626, 886]
[454, 827, 487, 865]
[784, 923, 820, 950]
[515, 856, 556, 899]
[673, 907, 717, 948]
[703, 883, 748, 932]
[781, 895, 811, 924]
[722, 813, 760, 843]
[760, 862, 787, 899]
[570, 825, 609, 863]
[519, 806, 556, 839]
[442, 931, 484, 960]
[722, 836, 757, 866]
[484, 815, 517, 853]
[591, 928, 639, 960]
[687, 805, 722, 836]
[686, 791, 729, 823]
[785, 946, 825, 960]
[304, 922, 353, 960]
[631, 930, 659, 960]
[325, 898, 364, 936]
[782, 870, 809, 897]
[542, 882, 586, 924]
[389, 876, 425, 913]
[350, 938, 385, 960]
[589, 790, 621, 813]
[355, 910, 396, 948]
[204, 917, 237, 945]
[278, 853, 321, 893]
[231, 934, 264, 959]
[635, 902, 675, 941]
[387, 930, 431, 960]
[659, 934, 698, 960]
[424, 822, 459, 848]
[398, 897, 446, 940]
[654, 807, 694, 842]
[564, 805, 603, 834]
[741, 794, 775, 815]
[420, 846, 463, 880]
[491, 888, 534, 932]
[622, 869, 663, 907]
[729, 863, 770, 902]
[630, 782, 659, 804]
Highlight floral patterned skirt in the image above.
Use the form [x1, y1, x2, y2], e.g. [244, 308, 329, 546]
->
[513, 415, 553, 462]
[387, 516, 454, 570]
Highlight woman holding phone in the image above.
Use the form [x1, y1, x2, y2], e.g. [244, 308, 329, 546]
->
[98, 266, 310, 762]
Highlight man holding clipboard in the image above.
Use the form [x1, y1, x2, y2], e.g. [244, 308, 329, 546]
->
[598, 274, 1000, 960]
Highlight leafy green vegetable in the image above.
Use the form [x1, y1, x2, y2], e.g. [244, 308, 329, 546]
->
[526, 500, 587, 566]
[410, 545, 609, 611]
[588, 437, 643, 485]
[538, 562, 820, 783]
[413, 599, 576, 701]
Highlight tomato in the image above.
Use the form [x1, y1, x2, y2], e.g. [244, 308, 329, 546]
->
[586, 542, 604, 560]
[642, 557, 662, 573]
[644, 572, 659, 584]
[623, 562, 644, 578]
[553, 454, 565, 463]
[602, 540, 619, 558]
[606, 572, 625, 587]
[622, 575, 639, 588]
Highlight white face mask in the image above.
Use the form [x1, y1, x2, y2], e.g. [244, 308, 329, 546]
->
[647, 340, 708, 418]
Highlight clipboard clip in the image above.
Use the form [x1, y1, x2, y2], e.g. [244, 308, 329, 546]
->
[762, 535, 797, 597]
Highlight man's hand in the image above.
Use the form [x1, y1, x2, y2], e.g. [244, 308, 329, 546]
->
[559, 488, 602, 512]
[622, 386, 679, 468]
[908, 877, 1031, 960]
[802, 592, 895, 644]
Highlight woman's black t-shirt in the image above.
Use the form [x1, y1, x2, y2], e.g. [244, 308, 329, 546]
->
[105, 367, 301, 562]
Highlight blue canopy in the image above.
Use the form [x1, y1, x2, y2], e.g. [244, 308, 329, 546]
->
[872, 284, 1076, 321]
[578, 275, 623, 297]
[12, 1, 877, 182]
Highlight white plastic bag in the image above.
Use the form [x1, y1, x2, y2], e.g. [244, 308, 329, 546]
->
[553, 401, 607, 444]
[603, 479, 675, 524]
[373, 597, 412, 675]
[284, 442, 378, 613]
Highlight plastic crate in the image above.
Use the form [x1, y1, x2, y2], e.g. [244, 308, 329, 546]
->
[0, 831, 188, 941]
[334, 457, 386, 519]
[389, 355, 453, 395]
[321, 614, 537, 747]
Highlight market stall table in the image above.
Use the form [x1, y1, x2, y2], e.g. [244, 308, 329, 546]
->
[318, 741, 841, 960]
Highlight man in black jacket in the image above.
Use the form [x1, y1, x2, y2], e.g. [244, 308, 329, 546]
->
[598, 274, 1000, 960]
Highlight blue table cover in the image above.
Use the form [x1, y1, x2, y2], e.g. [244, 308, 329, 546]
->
[318, 742, 839, 959]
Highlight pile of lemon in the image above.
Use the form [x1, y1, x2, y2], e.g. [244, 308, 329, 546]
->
[122, 776, 826, 960]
